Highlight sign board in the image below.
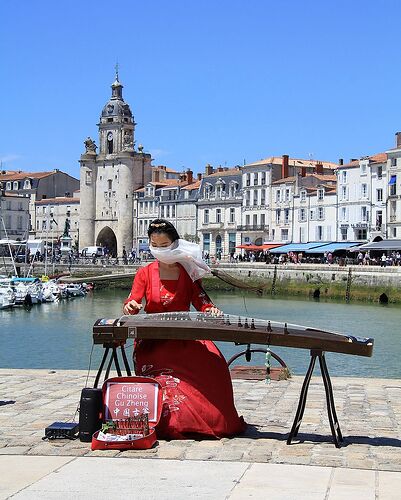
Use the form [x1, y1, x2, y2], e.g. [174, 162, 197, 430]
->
[104, 381, 159, 422]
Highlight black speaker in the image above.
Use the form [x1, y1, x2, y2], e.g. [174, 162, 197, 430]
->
[79, 388, 103, 442]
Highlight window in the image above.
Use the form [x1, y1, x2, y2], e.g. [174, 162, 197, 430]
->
[284, 208, 290, 223]
[356, 228, 367, 240]
[391, 158, 397, 167]
[253, 173, 258, 185]
[318, 207, 324, 220]
[342, 171, 347, 183]
[171, 205, 175, 218]
[300, 190, 306, 202]
[261, 213, 265, 226]
[246, 173, 251, 187]
[204, 209, 209, 224]
[281, 229, 289, 241]
[24, 180, 31, 189]
[276, 209, 281, 224]
[261, 190, 266, 205]
[85, 171, 92, 184]
[360, 163, 367, 175]
[390, 175, 397, 196]
[310, 209, 315, 220]
[341, 186, 347, 200]
[393, 228, 397, 237]
[300, 208, 306, 222]
[6, 181, 11, 190]
[377, 188, 383, 202]
[361, 206, 368, 222]
[261, 172, 266, 185]
[340, 227, 347, 241]
[361, 183, 367, 198]
[341, 207, 347, 221]
[216, 208, 222, 223]
[203, 233, 210, 252]
[316, 226, 323, 240]
[276, 190, 281, 203]
[377, 166, 383, 179]
[229, 207, 235, 223]
[245, 214, 250, 225]
[13, 181, 18, 190]
[244, 191, 250, 206]
[317, 188, 324, 201]
[285, 189, 290, 202]
[253, 214, 257, 226]
[253, 190, 258, 206]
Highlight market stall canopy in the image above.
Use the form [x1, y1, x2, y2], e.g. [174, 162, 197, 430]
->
[349, 239, 401, 252]
[269, 242, 326, 254]
[305, 242, 361, 254]
[236, 243, 282, 251]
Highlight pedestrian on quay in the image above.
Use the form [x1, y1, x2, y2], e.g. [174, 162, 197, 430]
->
[123, 218, 245, 440]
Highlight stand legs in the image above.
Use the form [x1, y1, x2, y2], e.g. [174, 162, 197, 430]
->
[287, 350, 343, 448]
[93, 343, 132, 387]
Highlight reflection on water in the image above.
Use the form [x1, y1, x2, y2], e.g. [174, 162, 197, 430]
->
[1, 289, 399, 378]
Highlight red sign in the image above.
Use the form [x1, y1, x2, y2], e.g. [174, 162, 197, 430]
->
[104, 381, 160, 422]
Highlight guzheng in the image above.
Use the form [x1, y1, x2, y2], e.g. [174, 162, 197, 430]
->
[93, 312, 374, 357]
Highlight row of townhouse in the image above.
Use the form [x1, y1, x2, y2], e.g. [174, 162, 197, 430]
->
[0, 169, 80, 243]
[133, 133, 401, 258]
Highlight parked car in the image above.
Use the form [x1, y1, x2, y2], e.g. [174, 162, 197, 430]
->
[80, 246, 105, 257]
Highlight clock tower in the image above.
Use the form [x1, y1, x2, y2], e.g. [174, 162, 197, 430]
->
[79, 71, 152, 256]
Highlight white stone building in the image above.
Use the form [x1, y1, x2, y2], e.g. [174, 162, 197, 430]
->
[34, 193, 80, 248]
[0, 191, 30, 240]
[241, 155, 338, 245]
[79, 73, 152, 256]
[336, 153, 387, 242]
[197, 166, 242, 258]
[386, 132, 401, 239]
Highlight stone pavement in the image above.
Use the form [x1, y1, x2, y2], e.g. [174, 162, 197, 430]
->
[1, 369, 401, 469]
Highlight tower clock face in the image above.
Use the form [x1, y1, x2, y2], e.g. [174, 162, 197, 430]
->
[107, 132, 113, 141]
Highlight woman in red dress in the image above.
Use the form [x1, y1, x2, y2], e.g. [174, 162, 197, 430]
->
[123, 219, 245, 439]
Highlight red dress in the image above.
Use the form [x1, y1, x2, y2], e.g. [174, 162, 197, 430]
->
[124, 262, 245, 439]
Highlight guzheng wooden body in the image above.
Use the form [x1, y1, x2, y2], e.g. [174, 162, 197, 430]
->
[93, 312, 374, 357]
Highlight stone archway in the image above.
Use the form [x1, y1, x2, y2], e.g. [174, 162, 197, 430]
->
[254, 237, 263, 246]
[97, 226, 117, 257]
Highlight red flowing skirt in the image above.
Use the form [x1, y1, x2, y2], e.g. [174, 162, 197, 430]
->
[134, 339, 246, 439]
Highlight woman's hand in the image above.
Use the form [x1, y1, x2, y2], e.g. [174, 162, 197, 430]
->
[204, 306, 222, 316]
[123, 299, 143, 315]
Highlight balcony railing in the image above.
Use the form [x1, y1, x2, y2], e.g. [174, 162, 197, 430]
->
[237, 225, 269, 231]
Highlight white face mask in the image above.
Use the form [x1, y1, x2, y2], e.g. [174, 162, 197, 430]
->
[149, 239, 211, 281]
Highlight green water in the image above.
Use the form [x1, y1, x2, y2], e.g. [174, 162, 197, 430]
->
[1, 289, 399, 378]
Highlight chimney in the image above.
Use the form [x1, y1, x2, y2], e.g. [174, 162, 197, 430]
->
[197, 173, 202, 181]
[217, 167, 224, 173]
[301, 167, 306, 177]
[186, 169, 193, 184]
[282, 155, 289, 178]
[205, 164, 213, 175]
[351, 158, 358, 162]
[396, 132, 401, 148]
[316, 162, 323, 175]
[338, 158, 344, 166]
[152, 169, 160, 183]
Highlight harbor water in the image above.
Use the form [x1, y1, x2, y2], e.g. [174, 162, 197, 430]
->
[0, 288, 399, 378]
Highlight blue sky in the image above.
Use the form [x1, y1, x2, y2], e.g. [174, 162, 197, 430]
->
[1, 0, 401, 179]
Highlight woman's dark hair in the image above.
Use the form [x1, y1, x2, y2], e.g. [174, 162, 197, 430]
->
[148, 218, 180, 242]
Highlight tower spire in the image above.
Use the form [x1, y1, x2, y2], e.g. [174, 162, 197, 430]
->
[115, 62, 119, 82]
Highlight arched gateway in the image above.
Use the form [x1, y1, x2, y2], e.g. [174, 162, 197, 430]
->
[97, 226, 117, 257]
